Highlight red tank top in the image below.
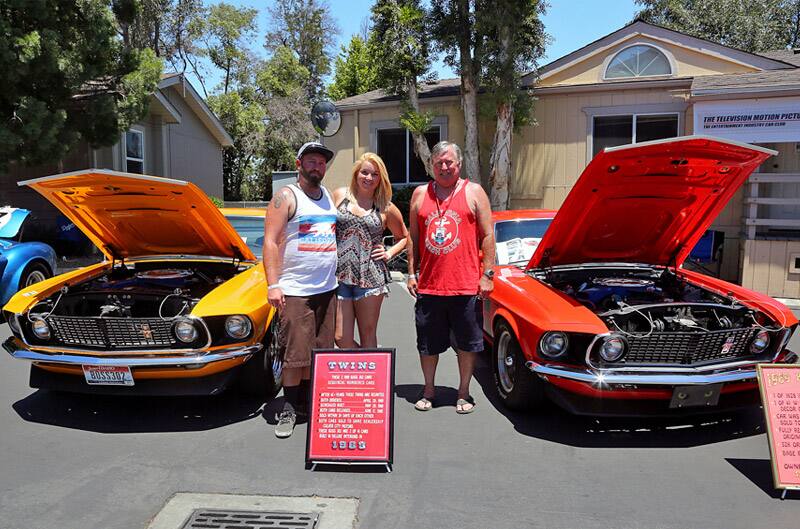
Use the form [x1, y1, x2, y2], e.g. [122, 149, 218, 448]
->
[417, 180, 480, 295]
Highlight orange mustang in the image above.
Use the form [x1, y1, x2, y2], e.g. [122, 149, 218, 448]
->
[484, 136, 798, 416]
[3, 170, 280, 397]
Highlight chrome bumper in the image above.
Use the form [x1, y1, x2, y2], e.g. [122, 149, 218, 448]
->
[527, 361, 764, 386]
[3, 337, 261, 368]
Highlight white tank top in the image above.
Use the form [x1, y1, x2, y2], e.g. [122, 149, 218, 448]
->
[278, 184, 338, 296]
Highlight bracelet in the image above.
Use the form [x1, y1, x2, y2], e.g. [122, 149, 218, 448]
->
[267, 284, 282, 291]
[407, 274, 417, 280]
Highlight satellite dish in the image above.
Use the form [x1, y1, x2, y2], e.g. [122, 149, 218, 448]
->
[310, 100, 341, 137]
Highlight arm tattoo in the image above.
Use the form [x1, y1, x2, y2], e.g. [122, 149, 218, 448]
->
[272, 193, 283, 208]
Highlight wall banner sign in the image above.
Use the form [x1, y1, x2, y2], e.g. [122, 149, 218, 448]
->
[694, 97, 800, 144]
[757, 363, 800, 498]
[306, 348, 395, 471]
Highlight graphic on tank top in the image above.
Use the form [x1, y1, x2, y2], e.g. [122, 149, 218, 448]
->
[424, 209, 462, 255]
[297, 214, 337, 252]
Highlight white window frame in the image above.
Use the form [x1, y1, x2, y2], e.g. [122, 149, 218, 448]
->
[601, 43, 676, 82]
[124, 127, 145, 174]
[583, 103, 687, 161]
[370, 116, 448, 186]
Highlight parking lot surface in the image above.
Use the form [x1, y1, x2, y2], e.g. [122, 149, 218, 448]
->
[0, 286, 799, 529]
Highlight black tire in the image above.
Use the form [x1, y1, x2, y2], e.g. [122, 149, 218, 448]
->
[237, 315, 283, 399]
[492, 320, 544, 411]
[18, 261, 51, 291]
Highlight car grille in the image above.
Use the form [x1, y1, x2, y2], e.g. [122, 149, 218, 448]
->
[616, 328, 758, 366]
[46, 316, 178, 349]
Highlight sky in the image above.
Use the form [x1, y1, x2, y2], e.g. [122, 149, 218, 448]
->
[198, 0, 640, 88]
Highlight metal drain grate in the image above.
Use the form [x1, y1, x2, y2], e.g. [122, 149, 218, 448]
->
[182, 509, 319, 529]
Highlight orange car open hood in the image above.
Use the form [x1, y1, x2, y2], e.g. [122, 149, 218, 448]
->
[21, 170, 256, 261]
[527, 136, 776, 270]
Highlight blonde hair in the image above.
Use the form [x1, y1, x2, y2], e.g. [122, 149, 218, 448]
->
[349, 152, 393, 211]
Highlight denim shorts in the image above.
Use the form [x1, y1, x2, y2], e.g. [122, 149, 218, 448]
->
[336, 282, 389, 301]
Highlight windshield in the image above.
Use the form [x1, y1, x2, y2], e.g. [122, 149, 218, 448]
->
[495, 218, 553, 265]
[226, 215, 264, 259]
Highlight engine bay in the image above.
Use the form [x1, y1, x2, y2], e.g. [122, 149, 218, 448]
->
[538, 266, 777, 335]
[28, 261, 245, 319]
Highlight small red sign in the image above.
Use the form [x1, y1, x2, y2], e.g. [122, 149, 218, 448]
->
[306, 349, 395, 467]
[757, 364, 800, 492]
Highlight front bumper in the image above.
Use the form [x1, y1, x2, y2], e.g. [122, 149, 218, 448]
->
[3, 337, 261, 368]
[526, 349, 797, 387]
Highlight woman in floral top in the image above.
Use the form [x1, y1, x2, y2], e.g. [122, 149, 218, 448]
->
[333, 153, 408, 348]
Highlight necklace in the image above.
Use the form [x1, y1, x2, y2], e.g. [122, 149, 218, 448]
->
[303, 186, 322, 200]
[433, 179, 460, 218]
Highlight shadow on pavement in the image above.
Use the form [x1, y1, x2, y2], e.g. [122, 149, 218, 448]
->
[472, 355, 766, 448]
[12, 389, 266, 433]
[395, 383, 460, 410]
[725, 458, 790, 499]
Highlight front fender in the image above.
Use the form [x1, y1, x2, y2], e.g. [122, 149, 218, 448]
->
[0, 241, 57, 306]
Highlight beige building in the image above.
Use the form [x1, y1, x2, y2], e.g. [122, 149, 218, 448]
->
[0, 73, 232, 241]
[325, 20, 800, 298]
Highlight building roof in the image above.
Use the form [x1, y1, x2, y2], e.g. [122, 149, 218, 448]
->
[759, 49, 800, 67]
[335, 78, 462, 109]
[691, 67, 800, 97]
[157, 74, 234, 147]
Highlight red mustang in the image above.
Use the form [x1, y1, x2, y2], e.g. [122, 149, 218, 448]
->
[484, 136, 798, 416]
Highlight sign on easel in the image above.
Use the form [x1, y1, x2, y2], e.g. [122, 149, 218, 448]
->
[306, 348, 395, 472]
[757, 363, 800, 499]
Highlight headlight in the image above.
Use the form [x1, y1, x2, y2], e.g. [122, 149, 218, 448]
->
[599, 335, 627, 362]
[31, 318, 51, 340]
[7, 314, 20, 335]
[174, 319, 199, 343]
[751, 330, 770, 353]
[225, 315, 252, 340]
[539, 331, 568, 358]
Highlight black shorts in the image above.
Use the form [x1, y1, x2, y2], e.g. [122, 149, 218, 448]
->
[415, 294, 484, 356]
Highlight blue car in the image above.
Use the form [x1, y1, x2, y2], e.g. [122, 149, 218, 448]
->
[0, 207, 57, 307]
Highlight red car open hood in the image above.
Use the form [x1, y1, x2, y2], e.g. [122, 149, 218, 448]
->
[527, 136, 776, 270]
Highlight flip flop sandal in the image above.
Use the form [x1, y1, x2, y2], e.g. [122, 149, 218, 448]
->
[414, 397, 433, 411]
[456, 397, 476, 414]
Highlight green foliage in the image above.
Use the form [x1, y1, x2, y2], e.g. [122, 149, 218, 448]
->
[399, 106, 434, 135]
[327, 35, 380, 101]
[0, 0, 162, 171]
[266, 0, 339, 101]
[209, 195, 225, 207]
[257, 46, 311, 98]
[371, 0, 434, 97]
[390, 184, 415, 226]
[205, 2, 258, 93]
[635, 0, 800, 51]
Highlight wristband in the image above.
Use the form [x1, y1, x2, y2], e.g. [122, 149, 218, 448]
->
[267, 284, 282, 291]
[408, 274, 417, 280]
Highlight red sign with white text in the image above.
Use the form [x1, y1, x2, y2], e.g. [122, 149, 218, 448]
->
[757, 364, 800, 491]
[306, 349, 394, 465]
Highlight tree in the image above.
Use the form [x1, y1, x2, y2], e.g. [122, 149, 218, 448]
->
[371, 0, 436, 177]
[0, 0, 162, 172]
[429, 0, 483, 183]
[635, 0, 800, 52]
[204, 3, 258, 95]
[265, 0, 339, 101]
[481, 0, 547, 210]
[328, 35, 380, 101]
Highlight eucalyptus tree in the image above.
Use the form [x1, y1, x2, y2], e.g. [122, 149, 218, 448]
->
[429, 0, 482, 183]
[481, 0, 547, 210]
[371, 0, 436, 177]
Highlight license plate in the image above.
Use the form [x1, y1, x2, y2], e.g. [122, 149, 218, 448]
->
[669, 384, 722, 409]
[82, 365, 134, 386]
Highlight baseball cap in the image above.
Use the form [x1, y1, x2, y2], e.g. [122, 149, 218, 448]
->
[296, 141, 334, 162]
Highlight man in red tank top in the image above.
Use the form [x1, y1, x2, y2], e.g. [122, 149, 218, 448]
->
[406, 141, 495, 414]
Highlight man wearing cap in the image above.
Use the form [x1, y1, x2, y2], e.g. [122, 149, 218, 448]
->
[264, 141, 337, 438]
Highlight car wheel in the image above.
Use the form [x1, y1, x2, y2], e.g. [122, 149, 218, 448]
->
[238, 314, 283, 399]
[19, 262, 51, 290]
[493, 320, 544, 411]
